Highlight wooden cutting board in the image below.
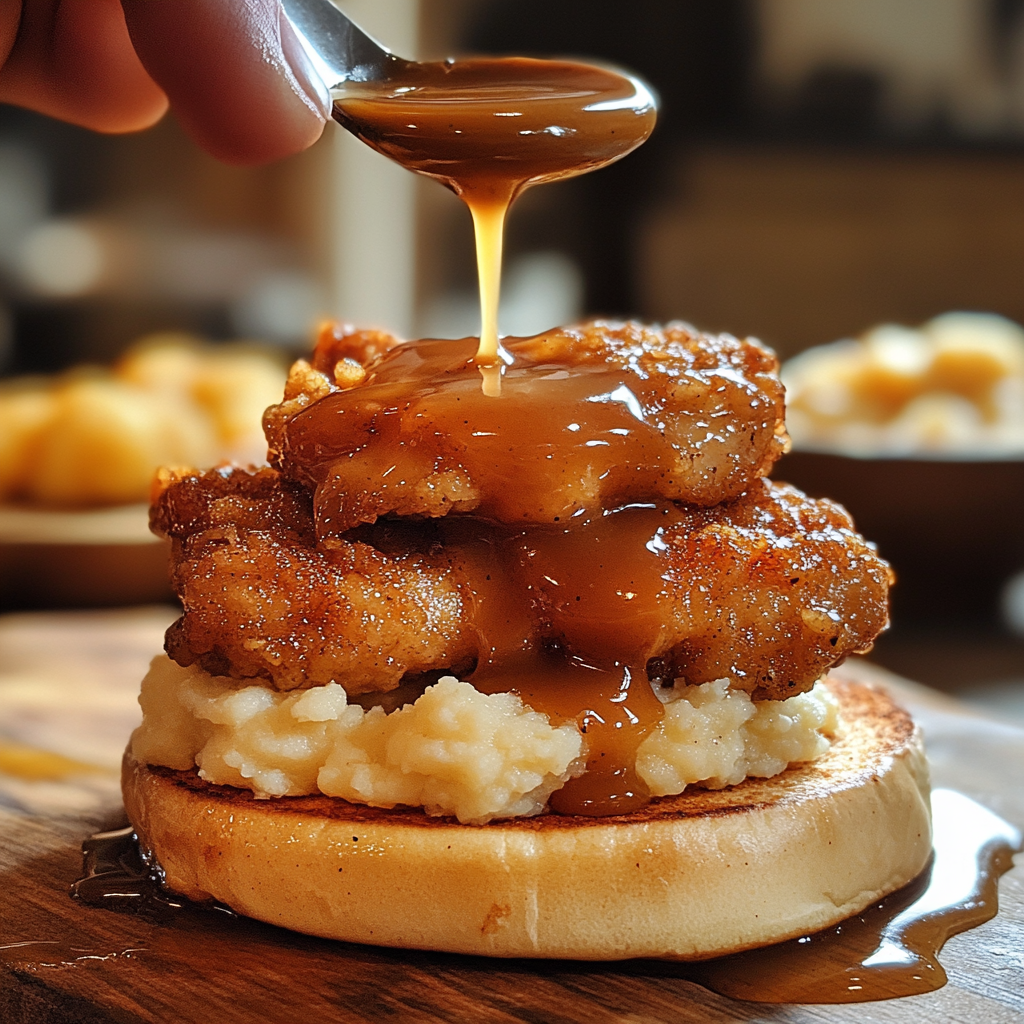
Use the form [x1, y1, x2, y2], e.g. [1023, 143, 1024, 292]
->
[2, 610, 1023, 1023]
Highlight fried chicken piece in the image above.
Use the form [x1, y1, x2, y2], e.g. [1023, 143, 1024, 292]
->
[309, 321, 403, 378]
[265, 320, 789, 535]
[259, 325, 404, 459]
[153, 466, 474, 693]
[665, 480, 892, 699]
[155, 470, 887, 702]
[151, 463, 315, 546]
[526, 479, 892, 701]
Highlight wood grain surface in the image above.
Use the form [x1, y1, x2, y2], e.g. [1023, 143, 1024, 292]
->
[2, 611, 1023, 1023]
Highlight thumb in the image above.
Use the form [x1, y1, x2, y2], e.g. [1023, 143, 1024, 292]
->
[121, 0, 330, 165]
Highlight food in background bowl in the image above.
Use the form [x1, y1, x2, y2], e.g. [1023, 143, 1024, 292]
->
[0, 335, 286, 608]
[780, 313, 1024, 626]
[782, 312, 1024, 457]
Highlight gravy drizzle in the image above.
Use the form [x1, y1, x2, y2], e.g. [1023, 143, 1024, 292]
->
[333, 58, 656, 389]
[356, 502, 676, 816]
[70, 825, 200, 919]
[56, 789, 1020, 1004]
[285, 334, 713, 814]
[683, 789, 1023, 1003]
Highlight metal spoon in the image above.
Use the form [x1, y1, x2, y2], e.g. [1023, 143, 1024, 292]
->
[280, 0, 408, 89]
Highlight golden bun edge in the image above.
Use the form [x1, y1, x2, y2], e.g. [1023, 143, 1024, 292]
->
[122, 676, 931, 961]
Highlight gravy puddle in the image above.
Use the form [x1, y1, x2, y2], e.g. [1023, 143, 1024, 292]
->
[2, 788, 1014, 1005]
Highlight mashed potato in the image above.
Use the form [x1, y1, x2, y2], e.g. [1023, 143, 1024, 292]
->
[133, 656, 841, 824]
[132, 656, 585, 824]
[636, 678, 838, 796]
[783, 312, 1024, 456]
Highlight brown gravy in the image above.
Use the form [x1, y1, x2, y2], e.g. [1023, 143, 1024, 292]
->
[333, 58, 656, 373]
[279, 324, 787, 815]
[684, 788, 1023, 1003]
[59, 788, 1020, 1004]
[277, 326, 820, 816]
[285, 331, 702, 816]
[326, 60, 661, 810]
[358, 501, 679, 816]
[286, 332, 740, 530]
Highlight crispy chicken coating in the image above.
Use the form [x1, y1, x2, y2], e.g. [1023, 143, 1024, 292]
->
[153, 466, 474, 693]
[661, 480, 892, 698]
[263, 320, 789, 534]
[528, 479, 892, 701]
[154, 469, 889, 701]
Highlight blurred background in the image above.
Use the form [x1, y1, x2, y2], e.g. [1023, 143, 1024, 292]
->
[2, 0, 1024, 716]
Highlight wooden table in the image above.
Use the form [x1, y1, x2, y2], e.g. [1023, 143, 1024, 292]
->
[2, 609, 1023, 1023]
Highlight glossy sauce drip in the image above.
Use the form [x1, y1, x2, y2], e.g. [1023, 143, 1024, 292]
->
[289, 335, 693, 533]
[57, 789, 1021, 1004]
[460, 649, 662, 817]
[70, 826, 199, 919]
[288, 334, 705, 814]
[370, 503, 680, 815]
[685, 789, 1023, 1003]
[500, 505, 677, 815]
[326, 58, 658, 805]
[333, 58, 656, 375]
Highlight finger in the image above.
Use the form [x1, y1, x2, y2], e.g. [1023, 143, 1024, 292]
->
[0, 0, 169, 133]
[121, 0, 329, 166]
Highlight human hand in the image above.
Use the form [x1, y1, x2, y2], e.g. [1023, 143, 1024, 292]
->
[0, 0, 329, 165]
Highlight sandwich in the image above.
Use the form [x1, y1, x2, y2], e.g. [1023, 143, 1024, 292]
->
[122, 319, 931, 960]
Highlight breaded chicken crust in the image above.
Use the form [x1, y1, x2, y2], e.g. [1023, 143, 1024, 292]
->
[263, 320, 789, 533]
[153, 466, 474, 693]
[665, 480, 892, 697]
[154, 468, 889, 701]
[531, 479, 892, 700]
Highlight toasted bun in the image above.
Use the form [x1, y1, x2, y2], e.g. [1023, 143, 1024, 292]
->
[122, 676, 931, 960]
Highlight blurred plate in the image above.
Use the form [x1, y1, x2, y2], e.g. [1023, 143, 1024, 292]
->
[0, 504, 173, 610]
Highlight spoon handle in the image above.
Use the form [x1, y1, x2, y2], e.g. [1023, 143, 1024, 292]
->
[280, 0, 402, 89]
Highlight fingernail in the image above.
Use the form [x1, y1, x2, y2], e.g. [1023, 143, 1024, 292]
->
[279, 8, 331, 118]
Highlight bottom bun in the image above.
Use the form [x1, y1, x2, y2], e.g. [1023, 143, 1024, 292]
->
[122, 675, 931, 960]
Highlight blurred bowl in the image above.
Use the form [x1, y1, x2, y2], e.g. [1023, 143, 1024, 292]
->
[776, 450, 1024, 627]
[0, 504, 173, 610]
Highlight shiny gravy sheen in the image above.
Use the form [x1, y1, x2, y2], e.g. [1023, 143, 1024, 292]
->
[333, 58, 656, 381]
[57, 789, 1020, 1004]
[328, 59, 659, 808]
[284, 334, 709, 815]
